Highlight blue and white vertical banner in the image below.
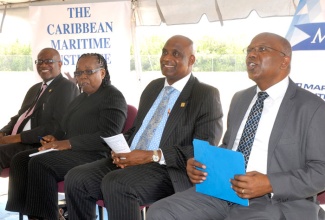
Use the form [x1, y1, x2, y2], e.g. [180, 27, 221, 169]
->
[286, 0, 325, 101]
[29, 1, 138, 104]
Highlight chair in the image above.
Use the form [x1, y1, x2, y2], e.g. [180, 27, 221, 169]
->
[97, 201, 148, 220]
[0, 167, 10, 178]
[57, 104, 138, 217]
[317, 191, 325, 204]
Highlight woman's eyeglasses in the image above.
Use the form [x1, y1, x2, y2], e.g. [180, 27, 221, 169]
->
[74, 68, 103, 77]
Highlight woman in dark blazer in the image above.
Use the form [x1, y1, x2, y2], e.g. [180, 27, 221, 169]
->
[5, 53, 128, 220]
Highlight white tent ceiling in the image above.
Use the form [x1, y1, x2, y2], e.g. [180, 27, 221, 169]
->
[0, 0, 299, 26]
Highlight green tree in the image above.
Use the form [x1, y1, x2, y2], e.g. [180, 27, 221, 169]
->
[0, 40, 32, 71]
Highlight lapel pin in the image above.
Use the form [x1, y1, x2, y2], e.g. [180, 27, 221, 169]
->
[181, 102, 186, 107]
[49, 89, 52, 92]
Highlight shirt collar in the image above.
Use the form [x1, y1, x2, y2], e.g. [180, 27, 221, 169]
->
[164, 73, 191, 92]
[257, 76, 289, 101]
[44, 78, 54, 86]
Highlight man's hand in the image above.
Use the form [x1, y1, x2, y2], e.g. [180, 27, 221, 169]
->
[112, 150, 153, 168]
[230, 171, 273, 199]
[0, 134, 21, 144]
[186, 158, 207, 184]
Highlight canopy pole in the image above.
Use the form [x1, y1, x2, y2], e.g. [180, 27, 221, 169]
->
[0, 3, 7, 33]
[131, 0, 142, 84]
[215, 0, 223, 26]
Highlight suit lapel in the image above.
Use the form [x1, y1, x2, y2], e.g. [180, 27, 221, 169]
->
[33, 74, 64, 111]
[159, 75, 195, 148]
[267, 80, 296, 168]
[227, 86, 257, 149]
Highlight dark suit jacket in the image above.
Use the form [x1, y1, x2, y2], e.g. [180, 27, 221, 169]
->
[125, 74, 223, 192]
[53, 84, 128, 155]
[222, 78, 325, 219]
[0, 74, 79, 143]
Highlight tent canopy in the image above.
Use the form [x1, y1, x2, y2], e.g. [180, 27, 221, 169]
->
[0, 0, 298, 26]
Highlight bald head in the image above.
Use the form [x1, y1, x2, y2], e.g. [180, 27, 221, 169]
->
[160, 35, 196, 85]
[246, 32, 292, 90]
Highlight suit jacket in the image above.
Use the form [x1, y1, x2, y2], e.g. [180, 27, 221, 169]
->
[125, 74, 223, 192]
[0, 74, 79, 143]
[53, 84, 128, 155]
[222, 78, 325, 219]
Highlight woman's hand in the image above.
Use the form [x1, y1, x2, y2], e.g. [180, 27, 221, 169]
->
[38, 139, 72, 151]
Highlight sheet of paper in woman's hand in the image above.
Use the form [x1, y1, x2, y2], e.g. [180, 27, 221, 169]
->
[101, 133, 130, 153]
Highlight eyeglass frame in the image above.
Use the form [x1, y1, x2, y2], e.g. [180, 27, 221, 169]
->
[35, 59, 62, 65]
[243, 45, 287, 57]
[74, 68, 104, 77]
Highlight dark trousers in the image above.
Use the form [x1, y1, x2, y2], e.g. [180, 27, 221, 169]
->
[5, 148, 105, 220]
[0, 142, 39, 174]
[65, 159, 175, 220]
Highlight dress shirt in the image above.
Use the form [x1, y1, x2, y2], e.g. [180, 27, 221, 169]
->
[232, 77, 289, 173]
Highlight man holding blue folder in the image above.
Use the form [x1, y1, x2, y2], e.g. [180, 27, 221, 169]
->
[147, 32, 325, 220]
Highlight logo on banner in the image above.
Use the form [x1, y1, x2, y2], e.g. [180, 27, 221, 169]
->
[286, 0, 325, 101]
[286, 0, 325, 51]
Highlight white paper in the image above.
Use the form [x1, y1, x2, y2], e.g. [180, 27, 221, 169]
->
[29, 148, 59, 157]
[101, 133, 130, 153]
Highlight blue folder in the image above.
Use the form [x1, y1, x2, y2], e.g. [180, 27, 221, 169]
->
[193, 139, 249, 206]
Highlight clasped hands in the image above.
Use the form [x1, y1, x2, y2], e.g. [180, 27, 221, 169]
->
[112, 149, 153, 168]
[38, 135, 72, 151]
[186, 158, 273, 199]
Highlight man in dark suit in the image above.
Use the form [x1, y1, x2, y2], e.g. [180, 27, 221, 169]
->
[0, 48, 79, 173]
[64, 35, 223, 220]
[147, 32, 325, 220]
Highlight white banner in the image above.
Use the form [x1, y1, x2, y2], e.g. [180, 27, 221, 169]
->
[286, 0, 325, 101]
[29, 1, 138, 105]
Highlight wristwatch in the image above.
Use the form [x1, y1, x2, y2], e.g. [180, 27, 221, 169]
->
[152, 150, 159, 162]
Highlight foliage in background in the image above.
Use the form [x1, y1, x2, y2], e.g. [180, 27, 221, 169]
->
[131, 35, 246, 72]
[1, 37, 246, 72]
[0, 40, 32, 71]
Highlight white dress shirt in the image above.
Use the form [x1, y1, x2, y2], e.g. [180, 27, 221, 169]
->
[232, 77, 289, 174]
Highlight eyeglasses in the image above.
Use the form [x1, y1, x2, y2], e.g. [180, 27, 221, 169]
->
[244, 45, 286, 57]
[74, 68, 103, 77]
[35, 59, 61, 65]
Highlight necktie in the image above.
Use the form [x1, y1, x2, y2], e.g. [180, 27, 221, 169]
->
[135, 86, 175, 150]
[237, 91, 269, 169]
[11, 83, 47, 135]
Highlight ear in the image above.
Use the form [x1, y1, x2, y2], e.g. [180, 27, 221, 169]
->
[100, 69, 106, 79]
[280, 56, 290, 69]
[189, 55, 196, 66]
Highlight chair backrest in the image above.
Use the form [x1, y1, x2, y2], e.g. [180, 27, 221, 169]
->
[123, 105, 138, 133]
[0, 167, 10, 178]
[317, 191, 325, 204]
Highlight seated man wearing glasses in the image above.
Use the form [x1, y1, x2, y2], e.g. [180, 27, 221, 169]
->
[0, 47, 79, 174]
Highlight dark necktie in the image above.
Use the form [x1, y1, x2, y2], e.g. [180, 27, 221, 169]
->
[237, 91, 269, 169]
[135, 86, 175, 150]
[11, 83, 47, 135]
